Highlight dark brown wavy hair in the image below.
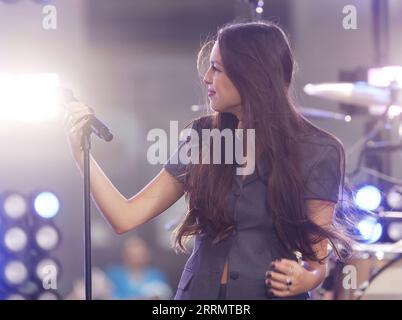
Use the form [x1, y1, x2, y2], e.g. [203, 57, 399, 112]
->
[173, 21, 357, 263]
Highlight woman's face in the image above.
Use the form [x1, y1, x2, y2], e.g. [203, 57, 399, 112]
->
[203, 42, 242, 118]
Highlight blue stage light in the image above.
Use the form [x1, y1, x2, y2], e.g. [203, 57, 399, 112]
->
[357, 217, 383, 243]
[2, 193, 28, 220]
[354, 185, 382, 211]
[3, 227, 28, 253]
[34, 225, 60, 251]
[3, 260, 28, 286]
[33, 192, 60, 219]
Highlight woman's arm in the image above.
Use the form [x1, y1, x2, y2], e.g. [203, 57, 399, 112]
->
[303, 199, 336, 286]
[75, 155, 185, 234]
[266, 200, 335, 297]
[65, 102, 185, 235]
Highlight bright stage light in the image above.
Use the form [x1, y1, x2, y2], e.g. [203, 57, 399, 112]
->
[2, 193, 28, 220]
[3, 260, 28, 286]
[4, 227, 28, 252]
[33, 192, 60, 219]
[0, 73, 60, 123]
[368, 66, 402, 118]
[35, 258, 59, 281]
[388, 222, 402, 242]
[357, 217, 383, 243]
[0, 190, 63, 299]
[354, 185, 382, 211]
[255, 6, 263, 14]
[386, 186, 402, 210]
[35, 225, 60, 251]
[368, 66, 402, 87]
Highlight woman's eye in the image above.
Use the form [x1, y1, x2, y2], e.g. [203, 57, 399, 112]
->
[212, 65, 220, 72]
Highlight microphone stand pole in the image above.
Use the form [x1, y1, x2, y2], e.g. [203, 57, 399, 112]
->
[60, 87, 113, 300]
[81, 124, 93, 300]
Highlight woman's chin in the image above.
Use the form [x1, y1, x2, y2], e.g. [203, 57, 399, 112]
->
[210, 103, 226, 113]
[211, 106, 238, 116]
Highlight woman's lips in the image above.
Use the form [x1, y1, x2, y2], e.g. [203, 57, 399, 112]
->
[208, 90, 216, 97]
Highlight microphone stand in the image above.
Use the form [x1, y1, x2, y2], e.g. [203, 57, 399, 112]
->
[60, 87, 113, 300]
[80, 116, 113, 300]
[81, 123, 93, 300]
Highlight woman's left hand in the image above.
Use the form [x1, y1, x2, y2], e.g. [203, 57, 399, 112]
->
[265, 259, 318, 297]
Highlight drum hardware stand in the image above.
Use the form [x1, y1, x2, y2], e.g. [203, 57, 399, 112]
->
[355, 253, 402, 300]
[347, 81, 400, 178]
[379, 211, 402, 219]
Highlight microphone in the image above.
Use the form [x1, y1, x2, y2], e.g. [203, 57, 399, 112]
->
[59, 88, 113, 142]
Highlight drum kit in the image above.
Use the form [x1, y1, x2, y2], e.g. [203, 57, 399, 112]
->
[303, 80, 402, 300]
[330, 241, 402, 300]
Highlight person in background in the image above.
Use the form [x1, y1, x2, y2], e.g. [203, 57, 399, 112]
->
[105, 235, 173, 300]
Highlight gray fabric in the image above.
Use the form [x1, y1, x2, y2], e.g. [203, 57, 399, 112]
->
[163, 117, 343, 300]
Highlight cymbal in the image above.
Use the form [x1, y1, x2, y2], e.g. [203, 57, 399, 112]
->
[299, 106, 351, 121]
[304, 82, 402, 107]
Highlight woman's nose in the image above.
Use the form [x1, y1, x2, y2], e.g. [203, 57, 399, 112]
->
[203, 69, 212, 85]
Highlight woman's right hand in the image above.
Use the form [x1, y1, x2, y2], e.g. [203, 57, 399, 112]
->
[62, 100, 186, 235]
[63, 102, 95, 164]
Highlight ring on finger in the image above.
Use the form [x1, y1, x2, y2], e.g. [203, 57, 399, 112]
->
[288, 265, 294, 275]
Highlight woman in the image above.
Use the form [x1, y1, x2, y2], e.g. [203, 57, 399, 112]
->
[65, 21, 351, 300]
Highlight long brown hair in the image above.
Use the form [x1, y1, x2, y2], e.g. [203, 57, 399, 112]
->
[173, 21, 355, 262]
